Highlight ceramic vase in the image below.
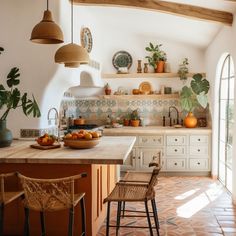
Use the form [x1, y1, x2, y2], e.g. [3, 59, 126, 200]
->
[184, 112, 197, 128]
[0, 120, 13, 148]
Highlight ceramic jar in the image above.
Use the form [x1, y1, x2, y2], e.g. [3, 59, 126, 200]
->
[0, 120, 13, 148]
[184, 112, 198, 128]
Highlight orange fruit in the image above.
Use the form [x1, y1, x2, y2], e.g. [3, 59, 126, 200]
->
[77, 133, 84, 139]
[84, 133, 93, 140]
[65, 133, 72, 139]
[92, 132, 99, 138]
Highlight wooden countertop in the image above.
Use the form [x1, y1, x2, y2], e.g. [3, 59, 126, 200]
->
[103, 126, 212, 135]
[0, 137, 136, 165]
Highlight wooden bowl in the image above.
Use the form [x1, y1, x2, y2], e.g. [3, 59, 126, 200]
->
[132, 89, 140, 95]
[63, 138, 100, 149]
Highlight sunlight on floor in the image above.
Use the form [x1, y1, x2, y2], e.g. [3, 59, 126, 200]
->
[177, 192, 210, 218]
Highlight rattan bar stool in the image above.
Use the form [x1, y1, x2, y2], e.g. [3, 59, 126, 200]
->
[17, 172, 87, 236]
[0, 172, 24, 236]
[121, 152, 161, 184]
[104, 167, 161, 236]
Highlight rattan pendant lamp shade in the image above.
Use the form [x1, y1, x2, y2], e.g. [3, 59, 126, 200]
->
[54, 0, 89, 67]
[30, 0, 63, 44]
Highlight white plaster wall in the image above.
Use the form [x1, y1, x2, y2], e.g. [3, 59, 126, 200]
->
[205, 17, 236, 203]
[0, 0, 102, 137]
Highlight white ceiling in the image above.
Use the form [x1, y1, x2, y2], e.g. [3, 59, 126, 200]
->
[84, 0, 236, 49]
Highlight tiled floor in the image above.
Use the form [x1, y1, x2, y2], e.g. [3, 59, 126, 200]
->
[97, 177, 236, 236]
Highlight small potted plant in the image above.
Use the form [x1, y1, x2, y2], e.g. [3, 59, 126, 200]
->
[0, 47, 41, 147]
[130, 109, 140, 127]
[123, 113, 130, 126]
[178, 58, 189, 82]
[104, 83, 112, 95]
[180, 73, 210, 128]
[145, 42, 167, 73]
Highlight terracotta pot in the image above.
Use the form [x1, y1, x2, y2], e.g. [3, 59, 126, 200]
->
[74, 118, 85, 125]
[105, 88, 111, 95]
[155, 61, 165, 73]
[184, 112, 197, 128]
[123, 119, 130, 126]
[130, 120, 140, 127]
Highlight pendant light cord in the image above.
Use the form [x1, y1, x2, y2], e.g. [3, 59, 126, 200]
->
[71, 0, 74, 44]
[47, 0, 49, 10]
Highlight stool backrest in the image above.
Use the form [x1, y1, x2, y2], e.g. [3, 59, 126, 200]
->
[146, 167, 161, 198]
[18, 173, 87, 212]
[148, 151, 161, 168]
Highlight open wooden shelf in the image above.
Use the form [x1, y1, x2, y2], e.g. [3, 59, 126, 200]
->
[101, 94, 179, 100]
[102, 72, 206, 79]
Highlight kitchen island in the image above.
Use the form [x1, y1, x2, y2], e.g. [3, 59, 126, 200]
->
[0, 136, 136, 236]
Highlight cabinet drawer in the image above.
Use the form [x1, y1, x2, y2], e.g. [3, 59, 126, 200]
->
[139, 136, 163, 146]
[166, 146, 186, 156]
[166, 135, 186, 145]
[189, 158, 209, 170]
[189, 146, 208, 155]
[190, 135, 208, 145]
[166, 159, 186, 170]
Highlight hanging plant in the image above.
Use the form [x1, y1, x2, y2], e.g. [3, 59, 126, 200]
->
[178, 58, 189, 82]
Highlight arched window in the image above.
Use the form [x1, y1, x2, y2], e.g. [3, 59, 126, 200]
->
[218, 54, 234, 192]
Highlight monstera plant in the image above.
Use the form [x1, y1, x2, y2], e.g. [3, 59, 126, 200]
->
[180, 73, 210, 128]
[0, 47, 41, 147]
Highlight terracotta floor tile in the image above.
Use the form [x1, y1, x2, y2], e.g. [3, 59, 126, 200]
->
[97, 177, 236, 236]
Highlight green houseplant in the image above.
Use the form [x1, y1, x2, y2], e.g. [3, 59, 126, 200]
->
[178, 58, 189, 82]
[180, 73, 210, 128]
[145, 42, 167, 73]
[0, 47, 41, 147]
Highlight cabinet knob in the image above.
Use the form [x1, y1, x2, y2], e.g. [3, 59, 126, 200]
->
[175, 139, 178, 142]
[198, 149, 200, 152]
[198, 139, 201, 141]
[197, 162, 200, 165]
[174, 149, 177, 152]
[174, 163, 177, 166]
[132, 156, 135, 159]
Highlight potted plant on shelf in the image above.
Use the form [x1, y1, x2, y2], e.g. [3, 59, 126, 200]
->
[130, 109, 140, 127]
[0, 47, 41, 147]
[180, 73, 210, 128]
[178, 58, 189, 82]
[145, 42, 167, 73]
[123, 113, 130, 126]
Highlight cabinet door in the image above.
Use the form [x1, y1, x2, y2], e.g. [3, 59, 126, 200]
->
[167, 135, 187, 145]
[166, 159, 186, 171]
[190, 135, 208, 145]
[139, 136, 164, 146]
[139, 148, 162, 171]
[120, 148, 136, 171]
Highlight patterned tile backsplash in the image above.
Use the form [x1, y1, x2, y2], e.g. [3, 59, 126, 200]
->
[61, 94, 207, 126]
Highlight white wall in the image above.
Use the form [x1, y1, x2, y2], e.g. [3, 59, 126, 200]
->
[0, 0, 102, 137]
[205, 16, 236, 203]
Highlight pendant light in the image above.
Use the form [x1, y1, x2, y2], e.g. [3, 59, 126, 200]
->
[30, 0, 64, 44]
[54, 0, 89, 67]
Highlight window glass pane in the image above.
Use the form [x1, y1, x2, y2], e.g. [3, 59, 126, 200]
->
[219, 100, 227, 120]
[229, 78, 234, 99]
[226, 144, 233, 168]
[230, 57, 235, 77]
[219, 119, 226, 142]
[220, 79, 228, 99]
[222, 57, 229, 78]
[228, 100, 234, 123]
[228, 122, 233, 146]
[219, 141, 226, 162]
[219, 161, 226, 184]
[226, 167, 232, 192]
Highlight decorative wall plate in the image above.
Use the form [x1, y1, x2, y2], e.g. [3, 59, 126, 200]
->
[80, 27, 93, 53]
[139, 82, 152, 95]
[112, 51, 133, 70]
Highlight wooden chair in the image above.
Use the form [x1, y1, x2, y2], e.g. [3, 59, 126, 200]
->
[0, 172, 24, 236]
[17, 172, 87, 236]
[104, 167, 161, 236]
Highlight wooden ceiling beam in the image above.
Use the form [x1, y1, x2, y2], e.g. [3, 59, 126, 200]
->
[74, 0, 233, 26]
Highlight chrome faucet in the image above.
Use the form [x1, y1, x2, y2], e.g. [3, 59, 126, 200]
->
[47, 107, 60, 141]
[168, 106, 180, 126]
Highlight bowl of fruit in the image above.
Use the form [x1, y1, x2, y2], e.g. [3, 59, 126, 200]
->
[36, 134, 57, 146]
[63, 130, 101, 149]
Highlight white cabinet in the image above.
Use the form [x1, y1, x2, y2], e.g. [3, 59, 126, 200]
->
[139, 136, 163, 146]
[120, 148, 136, 171]
[166, 159, 186, 170]
[189, 158, 209, 170]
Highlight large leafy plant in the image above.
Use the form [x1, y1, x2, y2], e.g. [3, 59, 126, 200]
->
[180, 73, 210, 112]
[145, 43, 167, 69]
[0, 47, 41, 121]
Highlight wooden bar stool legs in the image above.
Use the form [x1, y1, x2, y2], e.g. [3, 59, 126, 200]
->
[80, 197, 86, 236]
[0, 203, 4, 236]
[106, 202, 111, 236]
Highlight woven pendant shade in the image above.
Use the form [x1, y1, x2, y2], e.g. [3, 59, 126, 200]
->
[55, 43, 89, 67]
[30, 10, 64, 44]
